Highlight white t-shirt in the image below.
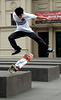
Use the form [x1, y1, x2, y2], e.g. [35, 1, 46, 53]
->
[13, 12, 37, 32]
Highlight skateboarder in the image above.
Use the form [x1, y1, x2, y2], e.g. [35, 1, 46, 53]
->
[8, 7, 54, 55]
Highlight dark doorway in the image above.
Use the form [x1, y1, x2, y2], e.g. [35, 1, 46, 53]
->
[56, 32, 61, 57]
[38, 32, 49, 57]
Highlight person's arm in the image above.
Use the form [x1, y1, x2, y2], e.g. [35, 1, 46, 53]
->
[37, 16, 50, 20]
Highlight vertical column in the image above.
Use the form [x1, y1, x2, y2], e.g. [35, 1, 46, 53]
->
[26, 0, 32, 53]
[49, 0, 53, 11]
[1, 0, 6, 26]
[26, 0, 32, 13]
[21, 0, 26, 11]
[49, 28, 54, 58]
[26, 0, 32, 25]
[54, 30, 56, 58]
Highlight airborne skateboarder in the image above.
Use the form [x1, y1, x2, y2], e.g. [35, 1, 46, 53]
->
[8, 7, 54, 55]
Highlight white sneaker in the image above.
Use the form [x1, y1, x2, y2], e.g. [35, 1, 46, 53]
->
[47, 47, 55, 53]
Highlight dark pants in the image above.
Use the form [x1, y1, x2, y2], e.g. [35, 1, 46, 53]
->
[8, 31, 48, 51]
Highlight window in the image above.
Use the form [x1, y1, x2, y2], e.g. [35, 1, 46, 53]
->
[11, 14, 16, 25]
[56, 32, 61, 57]
[38, 32, 49, 57]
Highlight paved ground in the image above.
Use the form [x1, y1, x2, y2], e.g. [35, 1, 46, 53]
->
[0, 75, 61, 100]
[0, 58, 61, 100]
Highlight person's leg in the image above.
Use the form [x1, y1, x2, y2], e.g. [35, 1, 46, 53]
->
[26, 32, 48, 50]
[26, 32, 54, 52]
[8, 31, 26, 55]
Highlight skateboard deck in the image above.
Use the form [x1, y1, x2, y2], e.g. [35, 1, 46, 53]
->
[8, 53, 33, 74]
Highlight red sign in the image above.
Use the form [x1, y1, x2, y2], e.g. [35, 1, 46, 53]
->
[35, 11, 61, 23]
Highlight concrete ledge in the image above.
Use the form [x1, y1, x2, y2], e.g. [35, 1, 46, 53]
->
[0, 71, 31, 98]
[21, 65, 60, 82]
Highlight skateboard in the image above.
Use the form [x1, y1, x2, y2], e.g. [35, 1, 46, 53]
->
[8, 53, 33, 74]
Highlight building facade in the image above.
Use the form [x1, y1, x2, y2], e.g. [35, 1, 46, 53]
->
[0, 0, 61, 58]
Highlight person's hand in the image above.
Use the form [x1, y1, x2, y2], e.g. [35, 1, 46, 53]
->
[46, 17, 51, 21]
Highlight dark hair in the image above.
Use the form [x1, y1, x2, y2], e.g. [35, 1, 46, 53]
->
[15, 7, 24, 16]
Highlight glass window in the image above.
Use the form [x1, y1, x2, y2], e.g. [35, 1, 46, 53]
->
[11, 14, 16, 25]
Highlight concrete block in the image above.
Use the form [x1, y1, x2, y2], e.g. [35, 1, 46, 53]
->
[0, 71, 31, 98]
[21, 65, 60, 82]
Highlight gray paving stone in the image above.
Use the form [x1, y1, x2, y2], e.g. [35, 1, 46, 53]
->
[21, 65, 60, 81]
[0, 71, 31, 98]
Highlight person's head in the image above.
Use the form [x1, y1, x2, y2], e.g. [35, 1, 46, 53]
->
[15, 7, 24, 18]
